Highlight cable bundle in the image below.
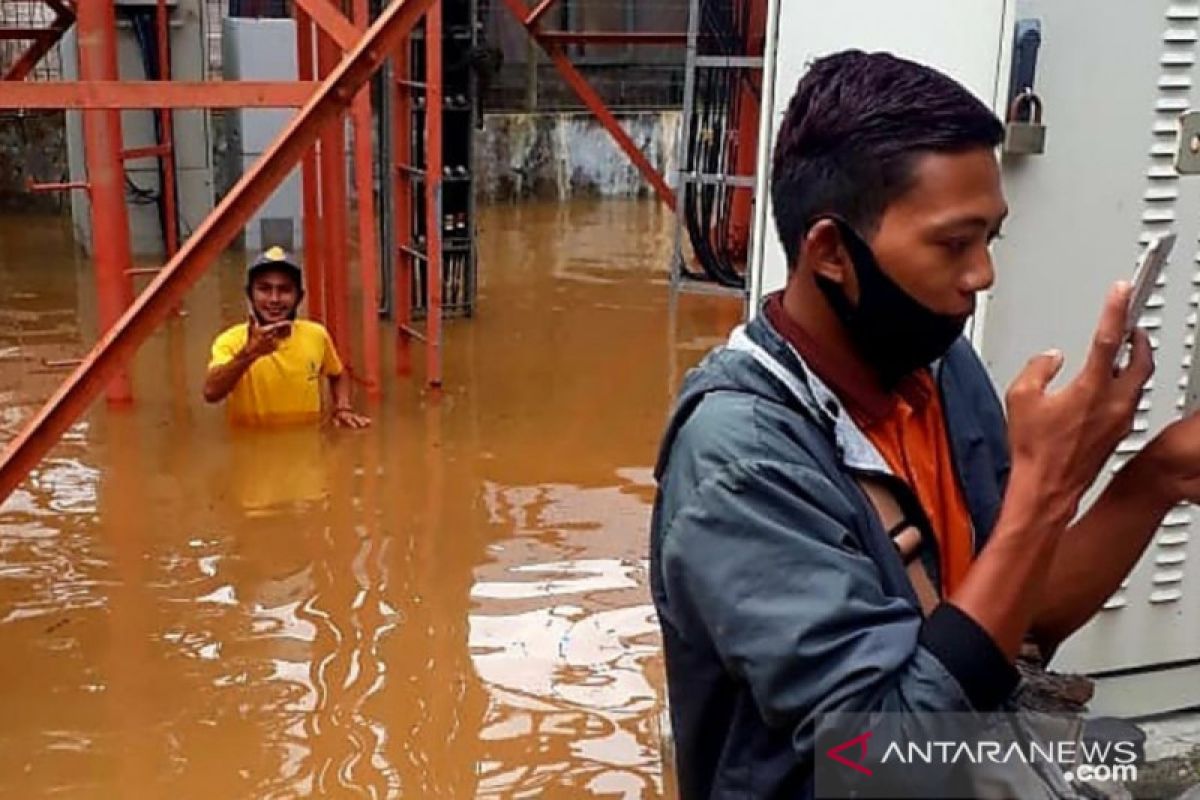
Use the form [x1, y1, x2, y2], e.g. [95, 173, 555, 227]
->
[681, 0, 759, 289]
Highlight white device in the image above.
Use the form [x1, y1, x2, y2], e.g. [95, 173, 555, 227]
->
[1114, 232, 1174, 372]
[1125, 232, 1176, 340]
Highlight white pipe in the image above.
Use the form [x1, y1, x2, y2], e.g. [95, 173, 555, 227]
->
[746, 0, 783, 319]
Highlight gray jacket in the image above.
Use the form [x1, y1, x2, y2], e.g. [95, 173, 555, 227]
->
[649, 310, 1022, 798]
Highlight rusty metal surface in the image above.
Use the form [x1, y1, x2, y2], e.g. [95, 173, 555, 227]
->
[0, 80, 319, 109]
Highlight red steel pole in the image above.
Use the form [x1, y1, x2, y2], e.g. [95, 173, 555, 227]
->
[293, 0, 358, 49]
[726, 0, 766, 260]
[295, 7, 325, 321]
[392, 38, 413, 376]
[155, 0, 179, 256]
[0, 0, 439, 506]
[424, 1, 443, 388]
[317, 22, 350, 351]
[352, 0, 381, 398]
[76, 0, 134, 403]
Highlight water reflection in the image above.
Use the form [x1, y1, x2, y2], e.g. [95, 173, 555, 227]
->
[470, 477, 666, 799]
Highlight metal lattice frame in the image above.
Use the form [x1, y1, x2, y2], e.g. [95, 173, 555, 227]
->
[1, 0, 73, 82]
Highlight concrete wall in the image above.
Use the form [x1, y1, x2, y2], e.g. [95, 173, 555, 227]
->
[473, 111, 680, 203]
[0, 112, 67, 214]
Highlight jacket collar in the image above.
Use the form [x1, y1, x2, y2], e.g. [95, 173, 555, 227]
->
[734, 311, 892, 475]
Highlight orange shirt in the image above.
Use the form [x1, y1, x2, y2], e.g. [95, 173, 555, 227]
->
[850, 372, 974, 595]
[764, 294, 974, 595]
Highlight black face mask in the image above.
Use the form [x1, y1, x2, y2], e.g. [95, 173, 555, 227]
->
[814, 216, 970, 387]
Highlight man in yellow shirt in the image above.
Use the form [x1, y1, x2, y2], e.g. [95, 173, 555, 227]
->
[203, 247, 371, 428]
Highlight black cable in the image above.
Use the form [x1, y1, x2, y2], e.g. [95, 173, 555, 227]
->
[682, 69, 716, 281]
[126, 175, 161, 205]
[684, 58, 720, 281]
[696, 21, 742, 286]
[125, 8, 181, 251]
[679, 0, 758, 289]
[713, 63, 738, 271]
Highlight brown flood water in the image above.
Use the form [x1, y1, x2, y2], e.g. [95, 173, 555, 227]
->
[0, 199, 742, 799]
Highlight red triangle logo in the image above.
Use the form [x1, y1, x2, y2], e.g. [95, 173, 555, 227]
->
[826, 731, 873, 776]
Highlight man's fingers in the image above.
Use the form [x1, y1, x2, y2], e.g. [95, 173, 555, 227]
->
[332, 411, 371, 429]
[1009, 349, 1066, 400]
[1117, 328, 1155, 393]
[252, 322, 290, 343]
[1082, 281, 1134, 379]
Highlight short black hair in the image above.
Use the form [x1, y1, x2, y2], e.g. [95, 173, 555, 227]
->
[770, 50, 1004, 269]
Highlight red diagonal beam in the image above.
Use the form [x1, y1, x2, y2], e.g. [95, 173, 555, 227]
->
[293, 0, 358, 51]
[0, 81, 317, 108]
[0, 0, 438, 505]
[3, 2, 75, 82]
[539, 51, 676, 209]
[524, 0, 558, 27]
[43, 0, 76, 16]
[500, 0, 676, 210]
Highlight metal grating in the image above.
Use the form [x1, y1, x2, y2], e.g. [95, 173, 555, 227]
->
[1103, 0, 1200, 613]
[205, 0, 224, 73]
[0, 1, 64, 81]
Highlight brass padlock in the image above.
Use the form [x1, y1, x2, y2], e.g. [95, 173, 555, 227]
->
[1004, 90, 1046, 155]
